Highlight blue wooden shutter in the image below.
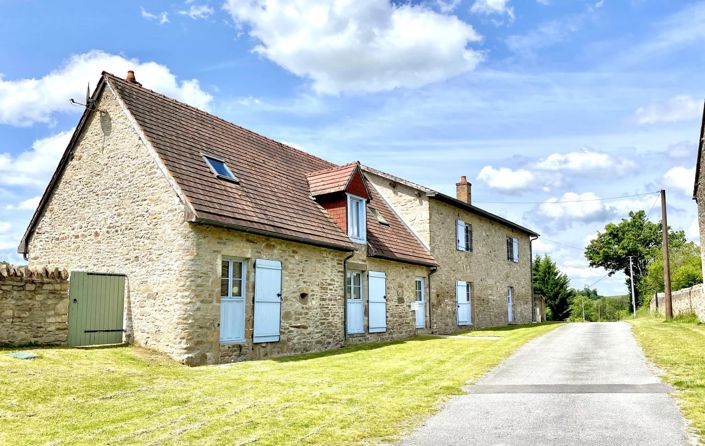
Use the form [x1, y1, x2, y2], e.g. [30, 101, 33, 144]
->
[253, 259, 282, 343]
[368, 271, 387, 333]
[512, 238, 519, 263]
[456, 220, 465, 251]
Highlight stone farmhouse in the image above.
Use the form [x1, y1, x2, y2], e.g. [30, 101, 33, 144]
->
[18, 71, 538, 365]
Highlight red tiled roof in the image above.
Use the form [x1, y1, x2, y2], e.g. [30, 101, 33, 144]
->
[307, 163, 359, 197]
[102, 73, 435, 265]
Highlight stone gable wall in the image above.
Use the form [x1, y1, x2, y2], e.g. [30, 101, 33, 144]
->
[651, 284, 705, 322]
[26, 84, 200, 363]
[0, 265, 69, 345]
[364, 173, 431, 247]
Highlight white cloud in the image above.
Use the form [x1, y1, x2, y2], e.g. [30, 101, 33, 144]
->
[663, 166, 695, 195]
[635, 95, 700, 125]
[0, 221, 16, 250]
[224, 0, 483, 94]
[5, 196, 41, 211]
[0, 130, 72, 188]
[535, 149, 634, 173]
[178, 4, 214, 20]
[532, 237, 555, 254]
[0, 50, 212, 126]
[540, 192, 607, 221]
[140, 7, 169, 24]
[477, 166, 535, 192]
[436, 0, 461, 13]
[470, 0, 514, 20]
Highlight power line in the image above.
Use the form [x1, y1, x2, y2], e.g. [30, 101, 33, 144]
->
[585, 272, 611, 289]
[473, 191, 661, 205]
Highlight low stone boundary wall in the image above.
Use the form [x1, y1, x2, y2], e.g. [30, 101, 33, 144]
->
[651, 283, 705, 322]
[0, 264, 69, 345]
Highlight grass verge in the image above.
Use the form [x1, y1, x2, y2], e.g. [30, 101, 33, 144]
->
[630, 317, 705, 443]
[0, 323, 559, 446]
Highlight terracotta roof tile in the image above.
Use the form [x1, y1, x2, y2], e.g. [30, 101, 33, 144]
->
[307, 163, 358, 196]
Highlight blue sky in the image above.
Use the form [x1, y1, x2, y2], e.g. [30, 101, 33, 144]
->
[1, 0, 703, 295]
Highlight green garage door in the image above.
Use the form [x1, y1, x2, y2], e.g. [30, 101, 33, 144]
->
[68, 272, 125, 347]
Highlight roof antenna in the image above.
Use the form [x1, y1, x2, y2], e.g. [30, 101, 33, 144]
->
[69, 82, 95, 110]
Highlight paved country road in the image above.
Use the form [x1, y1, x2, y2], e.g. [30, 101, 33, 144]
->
[404, 322, 695, 446]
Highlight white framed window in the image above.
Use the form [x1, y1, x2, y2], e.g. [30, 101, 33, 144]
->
[220, 258, 247, 343]
[415, 277, 425, 302]
[456, 220, 472, 251]
[346, 271, 363, 300]
[346, 270, 364, 334]
[506, 237, 519, 262]
[347, 194, 367, 244]
[221, 258, 245, 299]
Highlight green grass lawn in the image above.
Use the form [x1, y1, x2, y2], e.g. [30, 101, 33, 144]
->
[630, 317, 705, 443]
[0, 323, 559, 446]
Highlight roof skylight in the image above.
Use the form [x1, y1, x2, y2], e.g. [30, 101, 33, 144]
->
[204, 155, 238, 182]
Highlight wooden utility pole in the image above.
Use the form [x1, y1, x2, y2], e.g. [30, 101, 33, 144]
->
[629, 256, 636, 318]
[661, 189, 673, 320]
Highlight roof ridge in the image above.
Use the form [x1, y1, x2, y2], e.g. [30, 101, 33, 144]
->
[102, 72, 337, 169]
[360, 164, 435, 193]
[306, 161, 359, 177]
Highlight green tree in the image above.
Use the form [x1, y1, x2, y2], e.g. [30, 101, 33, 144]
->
[643, 242, 702, 296]
[533, 255, 575, 320]
[584, 210, 686, 307]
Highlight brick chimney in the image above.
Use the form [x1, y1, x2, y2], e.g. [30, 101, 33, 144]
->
[126, 70, 142, 86]
[456, 175, 472, 205]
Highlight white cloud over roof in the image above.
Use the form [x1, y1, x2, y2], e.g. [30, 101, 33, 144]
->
[0, 50, 212, 127]
[224, 0, 483, 94]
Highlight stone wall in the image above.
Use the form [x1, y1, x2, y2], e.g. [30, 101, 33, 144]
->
[188, 229, 430, 364]
[26, 83, 200, 363]
[651, 284, 705, 322]
[0, 265, 69, 345]
[186, 225, 348, 364]
[344, 247, 431, 345]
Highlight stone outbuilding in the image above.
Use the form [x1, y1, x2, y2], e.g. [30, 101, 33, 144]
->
[18, 71, 538, 365]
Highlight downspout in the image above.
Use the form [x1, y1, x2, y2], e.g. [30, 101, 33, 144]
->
[342, 251, 355, 343]
[530, 235, 539, 323]
[428, 266, 438, 332]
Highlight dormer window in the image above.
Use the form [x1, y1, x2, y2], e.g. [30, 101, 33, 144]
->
[204, 155, 238, 183]
[347, 194, 367, 243]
